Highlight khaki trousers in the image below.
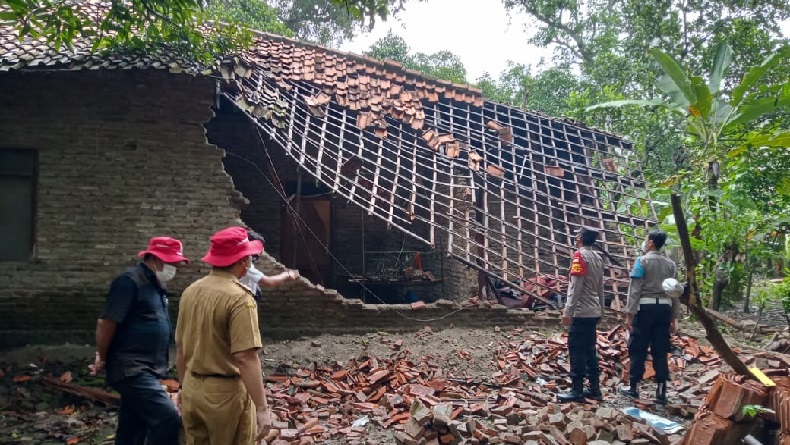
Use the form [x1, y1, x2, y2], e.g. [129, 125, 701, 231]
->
[181, 373, 255, 445]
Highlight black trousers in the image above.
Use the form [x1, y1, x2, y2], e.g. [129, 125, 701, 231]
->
[628, 304, 672, 383]
[568, 317, 600, 382]
[110, 372, 181, 445]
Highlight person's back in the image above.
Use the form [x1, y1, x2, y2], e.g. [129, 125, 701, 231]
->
[175, 226, 270, 445]
[621, 229, 678, 404]
[178, 272, 259, 377]
[634, 252, 676, 299]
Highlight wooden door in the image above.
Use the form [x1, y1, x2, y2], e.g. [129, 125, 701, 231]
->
[281, 196, 332, 285]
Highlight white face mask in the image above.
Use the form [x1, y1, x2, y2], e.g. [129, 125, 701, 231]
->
[156, 264, 177, 283]
[641, 240, 648, 253]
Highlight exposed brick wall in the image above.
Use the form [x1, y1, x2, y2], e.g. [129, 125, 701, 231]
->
[0, 71, 506, 349]
[0, 70, 245, 348]
[255, 255, 563, 337]
[205, 104, 478, 304]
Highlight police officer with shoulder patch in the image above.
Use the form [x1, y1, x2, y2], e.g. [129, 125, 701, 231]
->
[620, 229, 680, 404]
[557, 226, 605, 403]
[175, 226, 272, 445]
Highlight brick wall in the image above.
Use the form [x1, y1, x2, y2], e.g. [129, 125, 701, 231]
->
[0, 70, 245, 348]
[0, 70, 517, 349]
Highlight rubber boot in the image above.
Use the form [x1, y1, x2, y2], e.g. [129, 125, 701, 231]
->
[557, 380, 585, 403]
[619, 379, 639, 399]
[656, 382, 667, 405]
[583, 377, 603, 401]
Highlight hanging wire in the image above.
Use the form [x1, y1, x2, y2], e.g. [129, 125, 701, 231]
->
[223, 146, 470, 323]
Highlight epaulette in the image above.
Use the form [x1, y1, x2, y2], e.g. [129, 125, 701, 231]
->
[233, 279, 255, 296]
[233, 280, 257, 308]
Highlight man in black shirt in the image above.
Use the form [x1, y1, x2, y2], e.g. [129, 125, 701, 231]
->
[90, 237, 189, 445]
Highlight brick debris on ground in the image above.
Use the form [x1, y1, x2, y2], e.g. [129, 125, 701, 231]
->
[1, 326, 789, 445]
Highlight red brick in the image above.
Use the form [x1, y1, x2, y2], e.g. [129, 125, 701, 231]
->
[712, 379, 767, 421]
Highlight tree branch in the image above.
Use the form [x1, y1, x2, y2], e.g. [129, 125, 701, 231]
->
[520, 2, 594, 66]
[671, 193, 754, 379]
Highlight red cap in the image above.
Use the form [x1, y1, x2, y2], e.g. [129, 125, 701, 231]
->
[202, 226, 263, 267]
[138, 237, 189, 264]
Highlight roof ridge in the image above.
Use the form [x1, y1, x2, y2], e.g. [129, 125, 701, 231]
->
[243, 28, 483, 97]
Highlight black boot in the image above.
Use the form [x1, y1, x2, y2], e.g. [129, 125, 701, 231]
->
[656, 382, 667, 404]
[619, 379, 639, 399]
[583, 377, 603, 401]
[557, 380, 585, 403]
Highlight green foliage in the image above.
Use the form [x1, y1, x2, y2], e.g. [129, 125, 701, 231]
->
[204, 0, 292, 36]
[587, 43, 790, 308]
[1, 0, 406, 65]
[773, 271, 790, 316]
[722, 262, 747, 307]
[503, 0, 790, 188]
[742, 404, 775, 419]
[269, 0, 413, 46]
[364, 32, 467, 84]
[475, 62, 581, 117]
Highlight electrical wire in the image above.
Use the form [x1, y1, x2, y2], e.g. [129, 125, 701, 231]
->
[223, 147, 471, 323]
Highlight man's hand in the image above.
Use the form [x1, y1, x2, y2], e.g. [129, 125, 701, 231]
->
[88, 352, 105, 376]
[670, 320, 677, 335]
[624, 314, 633, 332]
[287, 269, 300, 281]
[255, 407, 272, 441]
[175, 391, 182, 416]
[562, 315, 571, 327]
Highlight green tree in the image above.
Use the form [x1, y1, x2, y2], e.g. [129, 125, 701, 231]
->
[364, 32, 468, 84]
[476, 62, 580, 116]
[204, 0, 292, 36]
[589, 43, 790, 310]
[268, 0, 412, 46]
[502, 0, 790, 182]
[0, 0, 407, 62]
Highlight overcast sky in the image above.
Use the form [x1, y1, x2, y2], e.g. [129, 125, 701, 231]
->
[338, 0, 552, 82]
[339, 0, 790, 84]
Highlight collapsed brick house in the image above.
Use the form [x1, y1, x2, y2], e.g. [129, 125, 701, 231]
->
[0, 8, 656, 348]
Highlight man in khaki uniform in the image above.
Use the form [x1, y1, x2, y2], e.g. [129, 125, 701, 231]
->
[175, 226, 271, 445]
[557, 226, 605, 403]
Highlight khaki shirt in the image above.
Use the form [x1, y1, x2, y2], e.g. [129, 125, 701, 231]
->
[175, 270, 262, 376]
[626, 251, 681, 319]
[564, 246, 605, 319]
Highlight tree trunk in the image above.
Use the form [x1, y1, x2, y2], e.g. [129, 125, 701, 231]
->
[710, 267, 728, 310]
[743, 260, 753, 314]
[671, 193, 754, 379]
[710, 242, 740, 311]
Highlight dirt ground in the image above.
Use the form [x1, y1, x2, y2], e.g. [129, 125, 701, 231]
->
[0, 319, 781, 445]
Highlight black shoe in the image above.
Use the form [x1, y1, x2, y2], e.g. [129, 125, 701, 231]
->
[583, 387, 603, 401]
[656, 382, 667, 405]
[583, 377, 603, 401]
[619, 379, 639, 399]
[557, 380, 585, 403]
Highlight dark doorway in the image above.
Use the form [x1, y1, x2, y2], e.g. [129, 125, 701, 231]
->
[281, 193, 332, 286]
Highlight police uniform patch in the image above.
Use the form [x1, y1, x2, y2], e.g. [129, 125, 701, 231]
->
[630, 256, 645, 279]
[569, 251, 587, 276]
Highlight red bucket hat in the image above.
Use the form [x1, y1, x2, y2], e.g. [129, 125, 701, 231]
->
[138, 237, 189, 264]
[202, 226, 263, 267]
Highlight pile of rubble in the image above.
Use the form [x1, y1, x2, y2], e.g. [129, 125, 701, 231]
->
[683, 373, 790, 445]
[392, 399, 682, 445]
[5, 325, 790, 444]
